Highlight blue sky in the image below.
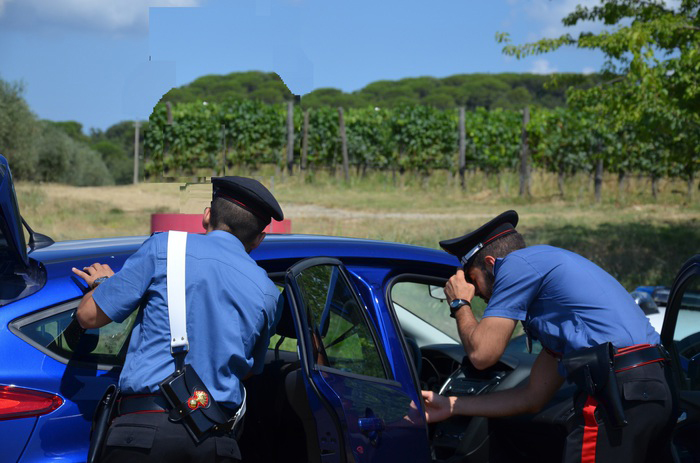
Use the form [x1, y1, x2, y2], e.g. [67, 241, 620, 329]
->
[0, 0, 604, 132]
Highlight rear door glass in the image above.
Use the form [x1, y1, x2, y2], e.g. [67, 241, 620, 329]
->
[10, 300, 138, 369]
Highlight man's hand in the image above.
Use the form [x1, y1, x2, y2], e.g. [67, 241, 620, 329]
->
[72, 263, 114, 290]
[445, 269, 475, 303]
[421, 391, 455, 423]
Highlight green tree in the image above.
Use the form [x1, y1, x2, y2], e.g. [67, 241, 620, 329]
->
[498, 0, 700, 199]
[0, 79, 39, 179]
[47, 120, 89, 143]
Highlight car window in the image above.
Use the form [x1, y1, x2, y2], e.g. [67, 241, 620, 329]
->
[390, 281, 524, 344]
[671, 277, 700, 390]
[10, 300, 138, 368]
[295, 264, 388, 379]
[390, 281, 462, 342]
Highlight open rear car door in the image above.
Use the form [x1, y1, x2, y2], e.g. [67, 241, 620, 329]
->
[660, 254, 700, 461]
[282, 257, 431, 463]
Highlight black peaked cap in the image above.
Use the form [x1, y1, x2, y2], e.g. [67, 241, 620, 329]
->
[212, 176, 283, 224]
[439, 210, 519, 267]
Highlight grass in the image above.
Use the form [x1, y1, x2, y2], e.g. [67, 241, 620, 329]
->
[15, 167, 699, 290]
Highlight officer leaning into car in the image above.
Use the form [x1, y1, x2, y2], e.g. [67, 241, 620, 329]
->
[72, 176, 283, 463]
[422, 210, 678, 463]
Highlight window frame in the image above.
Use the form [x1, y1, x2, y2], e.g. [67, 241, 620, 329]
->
[9, 298, 135, 371]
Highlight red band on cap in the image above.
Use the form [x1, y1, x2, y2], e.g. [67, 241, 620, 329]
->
[482, 228, 515, 247]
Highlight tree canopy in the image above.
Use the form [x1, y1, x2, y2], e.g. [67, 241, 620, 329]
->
[159, 70, 600, 110]
[498, 0, 700, 185]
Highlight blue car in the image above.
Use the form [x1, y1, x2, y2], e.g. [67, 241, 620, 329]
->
[2, 153, 700, 463]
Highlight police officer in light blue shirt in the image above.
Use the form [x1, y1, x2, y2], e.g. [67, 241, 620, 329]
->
[73, 176, 284, 463]
[422, 211, 676, 463]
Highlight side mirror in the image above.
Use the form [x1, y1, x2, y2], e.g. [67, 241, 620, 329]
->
[429, 285, 446, 300]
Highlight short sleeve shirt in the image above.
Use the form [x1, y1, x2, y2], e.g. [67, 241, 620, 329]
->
[93, 231, 281, 408]
[483, 245, 659, 361]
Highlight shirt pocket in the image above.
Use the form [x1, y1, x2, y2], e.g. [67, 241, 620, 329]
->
[105, 423, 157, 449]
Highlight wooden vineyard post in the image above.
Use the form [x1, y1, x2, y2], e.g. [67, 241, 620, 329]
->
[519, 106, 531, 198]
[286, 100, 294, 176]
[220, 124, 227, 176]
[458, 107, 466, 190]
[133, 121, 140, 184]
[338, 107, 349, 182]
[301, 109, 309, 171]
[595, 158, 604, 203]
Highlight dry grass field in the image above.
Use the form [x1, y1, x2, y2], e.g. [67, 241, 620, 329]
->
[15, 169, 700, 290]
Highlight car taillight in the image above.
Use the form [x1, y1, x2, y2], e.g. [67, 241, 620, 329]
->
[0, 385, 63, 421]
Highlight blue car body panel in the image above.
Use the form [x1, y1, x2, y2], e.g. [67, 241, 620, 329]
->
[1, 417, 36, 462]
[2, 232, 459, 462]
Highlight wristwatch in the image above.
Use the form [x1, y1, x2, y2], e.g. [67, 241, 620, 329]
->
[92, 276, 109, 288]
[449, 299, 471, 318]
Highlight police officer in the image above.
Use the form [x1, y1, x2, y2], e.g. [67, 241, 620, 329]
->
[72, 176, 283, 462]
[421, 210, 676, 463]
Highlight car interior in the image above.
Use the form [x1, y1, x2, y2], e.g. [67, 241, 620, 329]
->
[237, 274, 576, 463]
[10, 265, 700, 463]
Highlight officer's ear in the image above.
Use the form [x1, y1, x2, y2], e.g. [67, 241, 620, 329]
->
[202, 207, 212, 232]
[484, 255, 496, 272]
[247, 231, 266, 253]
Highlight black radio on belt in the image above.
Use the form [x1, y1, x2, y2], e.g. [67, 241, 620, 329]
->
[159, 361, 232, 443]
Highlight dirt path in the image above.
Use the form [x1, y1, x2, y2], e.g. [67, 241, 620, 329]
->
[21, 182, 699, 224]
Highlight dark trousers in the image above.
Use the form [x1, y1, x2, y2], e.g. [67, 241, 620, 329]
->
[562, 362, 676, 463]
[101, 412, 241, 463]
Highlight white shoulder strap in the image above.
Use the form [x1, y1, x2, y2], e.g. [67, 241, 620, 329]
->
[167, 230, 189, 353]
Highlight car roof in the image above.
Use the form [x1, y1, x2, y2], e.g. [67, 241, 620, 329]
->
[30, 233, 459, 269]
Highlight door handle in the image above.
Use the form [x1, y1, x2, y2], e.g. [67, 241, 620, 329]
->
[358, 417, 385, 433]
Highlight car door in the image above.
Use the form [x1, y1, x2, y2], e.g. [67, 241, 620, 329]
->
[660, 254, 700, 461]
[284, 257, 431, 463]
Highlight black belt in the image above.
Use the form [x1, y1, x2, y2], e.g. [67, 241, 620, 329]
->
[118, 394, 240, 421]
[117, 394, 169, 416]
[614, 344, 668, 373]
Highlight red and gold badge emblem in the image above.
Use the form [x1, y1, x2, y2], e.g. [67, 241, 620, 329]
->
[187, 389, 210, 411]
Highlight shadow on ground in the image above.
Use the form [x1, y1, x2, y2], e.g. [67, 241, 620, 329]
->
[522, 219, 700, 290]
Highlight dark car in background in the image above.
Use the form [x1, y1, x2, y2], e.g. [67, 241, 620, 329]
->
[2, 153, 700, 463]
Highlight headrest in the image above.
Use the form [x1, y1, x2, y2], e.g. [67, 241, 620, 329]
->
[274, 290, 297, 339]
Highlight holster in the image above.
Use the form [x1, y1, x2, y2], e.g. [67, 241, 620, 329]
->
[86, 384, 120, 463]
[562, 342, 627, 428]
[159, 363, 236, 443]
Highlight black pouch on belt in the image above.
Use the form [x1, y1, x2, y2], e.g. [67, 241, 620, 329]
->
[562, 342, 627, 428]
[159, 363, 231, 443]
[86, 383, 120, 463]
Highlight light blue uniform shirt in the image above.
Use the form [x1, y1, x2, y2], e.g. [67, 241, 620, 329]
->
[483, 245, 659, 365]
[93, 230, 281, 408]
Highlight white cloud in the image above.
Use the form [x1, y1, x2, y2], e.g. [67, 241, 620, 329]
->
[582, 66, 596, 75]
[509, 0, 603, 38]
[530, 59, 557, 74]
[1, 0, 204, 33]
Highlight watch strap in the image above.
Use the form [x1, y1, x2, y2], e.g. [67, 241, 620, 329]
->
[449, 299, 471, 318]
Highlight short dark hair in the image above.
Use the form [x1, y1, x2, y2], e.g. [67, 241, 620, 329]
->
[469, 231, 526, 272]
[209, 197, 267, 247]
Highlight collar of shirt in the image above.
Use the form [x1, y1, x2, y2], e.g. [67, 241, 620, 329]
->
[207, 230, 245, 252]
[493, 257, 505, 276]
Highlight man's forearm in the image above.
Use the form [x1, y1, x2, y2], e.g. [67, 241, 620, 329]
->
[76, 290, 112, 329]
[449, 350, 563, 418]
[454, 306, 479, 356]
[454, 307, 516, 370]
[449, 382, 549, 417]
